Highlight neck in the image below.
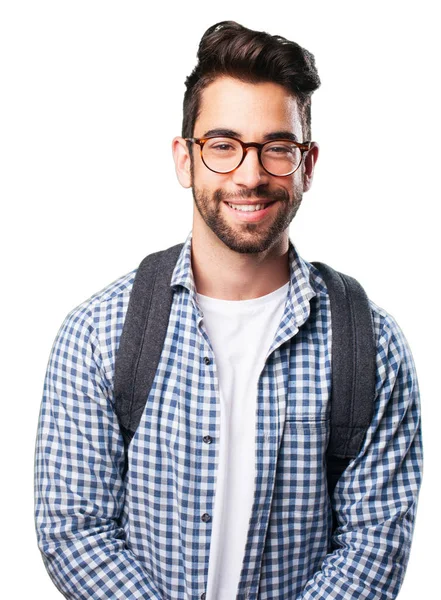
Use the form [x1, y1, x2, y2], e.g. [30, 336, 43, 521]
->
[190, 224, 290, 301]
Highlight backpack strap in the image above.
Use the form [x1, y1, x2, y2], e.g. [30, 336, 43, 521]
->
[113, 242, 184, 448]
[311, 262, 376, 500]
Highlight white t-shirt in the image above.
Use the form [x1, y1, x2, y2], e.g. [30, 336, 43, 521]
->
[197, 281, 289, 600]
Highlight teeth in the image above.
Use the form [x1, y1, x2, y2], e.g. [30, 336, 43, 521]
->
[227, 203, 268, 212]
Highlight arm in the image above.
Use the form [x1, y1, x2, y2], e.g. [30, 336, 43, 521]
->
[297, 312, 423, 600]
[34, 305, 162, 599]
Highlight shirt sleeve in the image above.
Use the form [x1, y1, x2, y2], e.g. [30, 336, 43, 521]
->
[34, 304, 162, 600]
[296, 311, 423, 600]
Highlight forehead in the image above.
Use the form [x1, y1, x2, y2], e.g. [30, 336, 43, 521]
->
[195, 76, 302, 139]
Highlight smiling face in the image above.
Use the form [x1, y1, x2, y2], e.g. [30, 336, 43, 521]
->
[173, 76, 318, 254]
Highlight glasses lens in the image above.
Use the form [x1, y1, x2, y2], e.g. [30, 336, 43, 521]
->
[261, 141, 301, 176]
[202, 137, 243, 173]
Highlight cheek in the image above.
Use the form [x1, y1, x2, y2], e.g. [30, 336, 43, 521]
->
[192, 153, 208, 180]
[290, 171, 304, 193]
[276, 178, 298, 199]
[193, 161, 230, 191]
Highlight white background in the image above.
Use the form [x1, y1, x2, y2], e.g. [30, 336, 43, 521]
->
[1, 1, 438, 597]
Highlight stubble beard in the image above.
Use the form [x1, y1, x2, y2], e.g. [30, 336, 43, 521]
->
[191, 183, 303, 254]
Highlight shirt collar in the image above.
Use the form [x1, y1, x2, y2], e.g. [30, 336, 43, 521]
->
[170, 230, 197, 298]
[170, 230, 318, 331]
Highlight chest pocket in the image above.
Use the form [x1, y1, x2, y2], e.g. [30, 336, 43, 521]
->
[275, 418, 330, 517]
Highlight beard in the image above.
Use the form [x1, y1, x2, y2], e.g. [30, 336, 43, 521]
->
[191, 183, 303, 254]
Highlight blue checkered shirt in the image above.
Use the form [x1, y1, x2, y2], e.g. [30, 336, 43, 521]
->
[34, 231, 423, 599]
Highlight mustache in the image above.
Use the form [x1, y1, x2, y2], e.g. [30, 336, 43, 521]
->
[214, 187, 289, 203]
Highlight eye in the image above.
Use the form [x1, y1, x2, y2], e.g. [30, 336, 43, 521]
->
[211, 143, 235, 152]
[265, 144, 294, 155]
[205, 137, 241, 154]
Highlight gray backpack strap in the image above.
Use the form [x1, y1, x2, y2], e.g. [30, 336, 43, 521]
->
[114, 243, 184, 448]
[311, 262, 376, 498]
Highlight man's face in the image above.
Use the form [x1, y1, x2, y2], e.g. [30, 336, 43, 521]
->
[189, 76, 312, 254]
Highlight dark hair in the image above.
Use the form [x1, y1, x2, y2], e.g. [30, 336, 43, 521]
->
[182, 20, 321, 142]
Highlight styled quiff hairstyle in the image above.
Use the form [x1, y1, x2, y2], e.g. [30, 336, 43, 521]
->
[182, 20, 321, 142]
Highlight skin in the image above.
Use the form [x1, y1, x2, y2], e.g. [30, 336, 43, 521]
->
[172, 76, 319, 300]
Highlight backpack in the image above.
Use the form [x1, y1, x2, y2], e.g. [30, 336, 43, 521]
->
[113, 242, 376, 531]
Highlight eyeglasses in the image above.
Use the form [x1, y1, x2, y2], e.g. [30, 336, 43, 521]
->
[185, 136, 312, 177]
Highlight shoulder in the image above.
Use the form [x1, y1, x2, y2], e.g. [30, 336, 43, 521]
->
[368, 298, 410, 355]
[58, 267, 137, 338]
[307, 260, 416, 381]
[368, 298, 418, 396]
[52, 267, 138, 379]
[66, 268, 136, 323]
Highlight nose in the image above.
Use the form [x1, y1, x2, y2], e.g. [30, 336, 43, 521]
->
[230, 146, 270, 188]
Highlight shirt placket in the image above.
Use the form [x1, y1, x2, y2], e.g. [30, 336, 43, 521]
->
[236, 289, 315, 599]
[190, 299, 221, 600]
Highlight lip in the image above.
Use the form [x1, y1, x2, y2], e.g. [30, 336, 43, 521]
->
[223, 200, 277, 222]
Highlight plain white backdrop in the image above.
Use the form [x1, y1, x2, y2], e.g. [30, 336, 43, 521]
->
[1, 1, 438, 597]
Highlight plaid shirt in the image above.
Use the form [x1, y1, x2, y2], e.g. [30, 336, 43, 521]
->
[34, 231, 423, 600]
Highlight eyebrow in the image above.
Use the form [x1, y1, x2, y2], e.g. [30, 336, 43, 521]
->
[201, 128, 299, 142]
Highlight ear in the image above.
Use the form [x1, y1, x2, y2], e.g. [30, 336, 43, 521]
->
[302, 142, 319, 192]
[172, 137, 192, 188]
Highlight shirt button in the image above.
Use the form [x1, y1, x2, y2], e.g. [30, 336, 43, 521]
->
[201, 594, 206, 600]
[201, 513, 211, 523]
[203, 435, 212, 444]
[203, 356, 211, 365]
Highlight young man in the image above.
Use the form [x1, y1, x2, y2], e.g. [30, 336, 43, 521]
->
[34, 21, 423, 600]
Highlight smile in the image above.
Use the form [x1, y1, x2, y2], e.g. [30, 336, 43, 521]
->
[226, 201, 276, 212]
[223, 200, 277, 222]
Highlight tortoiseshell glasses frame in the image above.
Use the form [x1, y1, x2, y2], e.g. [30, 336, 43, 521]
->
[184, 136, 312, 177]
